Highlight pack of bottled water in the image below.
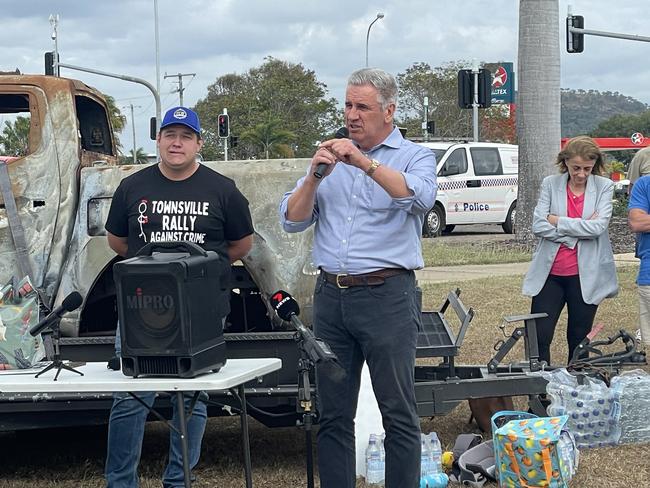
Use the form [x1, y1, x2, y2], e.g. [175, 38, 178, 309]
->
[365, 433, 385, 486]
[419, 432, 448, 486]
[610, 369, 650, 444]
[542, 368, 621, 448]
[420, 432, 442, 476]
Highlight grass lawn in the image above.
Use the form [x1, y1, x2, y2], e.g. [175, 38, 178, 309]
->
[0, 268, 646, 488]
[421, 239, 531, 267]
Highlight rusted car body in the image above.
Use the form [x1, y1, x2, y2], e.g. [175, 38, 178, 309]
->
[0, 74, 318, 429]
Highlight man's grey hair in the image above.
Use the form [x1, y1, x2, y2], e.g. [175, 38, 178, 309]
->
[347, 68, 397, 110]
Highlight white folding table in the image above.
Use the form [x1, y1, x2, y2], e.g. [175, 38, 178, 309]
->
[0, 358, 282, 487]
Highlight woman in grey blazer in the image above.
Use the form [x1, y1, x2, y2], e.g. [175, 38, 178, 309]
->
[522, 136, 618, 365]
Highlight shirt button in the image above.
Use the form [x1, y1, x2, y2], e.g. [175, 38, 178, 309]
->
[347, 217, 352, 221]
[353, 195, 357, 199]
[342, 240, 347, 244]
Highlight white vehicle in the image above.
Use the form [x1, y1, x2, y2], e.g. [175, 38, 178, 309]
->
[419, 142, 518, 236]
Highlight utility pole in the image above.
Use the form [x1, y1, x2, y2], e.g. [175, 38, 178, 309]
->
[125, 103, 141, 164]
[164, 72, 196, 106]
[48, 14, 60, 76]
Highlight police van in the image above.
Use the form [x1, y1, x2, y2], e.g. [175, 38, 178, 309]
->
[419, 142, 518, 236]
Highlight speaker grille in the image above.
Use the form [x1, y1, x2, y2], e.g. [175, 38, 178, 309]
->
[138, 356, 179, 375]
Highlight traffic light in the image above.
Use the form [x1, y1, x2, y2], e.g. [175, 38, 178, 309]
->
[566, 15, 584, 53]
[426, 121, 435, 135]
[218, 114, 230, 138]
[229, 135, 238, 147]
[458, 69, 491, 109]
[458, 69, 472, 109]
[44, 51, 58, 76]
[477, 68, 492, 108]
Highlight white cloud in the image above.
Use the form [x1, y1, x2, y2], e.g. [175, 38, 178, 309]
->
[1, 0, 648, 153]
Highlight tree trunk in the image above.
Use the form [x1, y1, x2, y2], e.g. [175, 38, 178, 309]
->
[516, 0, 561, 243]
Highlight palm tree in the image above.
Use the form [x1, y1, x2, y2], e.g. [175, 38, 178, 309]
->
[0, 116, 30, 157]
[240, 119, 296, 159]
[120, 147, 149, 165]
[516, 0, 561, 242]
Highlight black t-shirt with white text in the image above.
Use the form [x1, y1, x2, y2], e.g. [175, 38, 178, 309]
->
[105, 164, 254, 259]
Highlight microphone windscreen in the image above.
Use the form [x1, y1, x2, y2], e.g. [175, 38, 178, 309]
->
[335, 127, 349, 139]
[270, 290, 300, 321]
[62, 291, 83, 312]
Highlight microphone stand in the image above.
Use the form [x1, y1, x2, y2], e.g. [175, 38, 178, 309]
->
[35, 318, 84, 381]
[294, 331, 317, 488]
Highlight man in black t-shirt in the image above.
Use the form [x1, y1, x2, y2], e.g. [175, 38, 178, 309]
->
[104, 106, 254, 488]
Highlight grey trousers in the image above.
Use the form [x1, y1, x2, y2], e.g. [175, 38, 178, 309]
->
[313, 271, 421, 488]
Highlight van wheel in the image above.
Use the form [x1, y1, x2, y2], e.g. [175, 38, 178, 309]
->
[423, 205, 444, 237]
[442, 225, 455, 234]
[502, 202, 516, 234]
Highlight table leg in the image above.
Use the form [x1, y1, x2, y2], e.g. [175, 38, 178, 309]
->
[176, 391, 192, 488]
[239, 384, 253, 488]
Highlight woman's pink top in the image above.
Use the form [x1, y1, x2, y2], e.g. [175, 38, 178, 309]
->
[550, 186, 584, 276]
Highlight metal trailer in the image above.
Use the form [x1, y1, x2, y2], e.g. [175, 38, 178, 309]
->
[0, 283, 550, 432]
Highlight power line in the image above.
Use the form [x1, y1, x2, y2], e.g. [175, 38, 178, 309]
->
[164, 72, 196, 105]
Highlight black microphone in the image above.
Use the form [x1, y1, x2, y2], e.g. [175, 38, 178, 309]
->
[313, 126, 349, 179]
[29, 291, 83, 337]
[270, 290, 346, 381]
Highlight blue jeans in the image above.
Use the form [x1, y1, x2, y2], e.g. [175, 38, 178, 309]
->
[105, 326, 208, 488]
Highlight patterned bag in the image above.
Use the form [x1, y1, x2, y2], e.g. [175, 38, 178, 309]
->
[0, 276, 44, 369]
[492, 410, 577, 488]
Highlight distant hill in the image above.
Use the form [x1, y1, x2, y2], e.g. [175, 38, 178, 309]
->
[561, 89, 648, 137]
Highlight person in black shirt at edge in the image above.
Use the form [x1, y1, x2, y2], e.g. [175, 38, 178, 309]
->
[103, 106, 254, 488]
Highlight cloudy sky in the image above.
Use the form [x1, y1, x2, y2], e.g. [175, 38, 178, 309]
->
[2, 0, 648, 154]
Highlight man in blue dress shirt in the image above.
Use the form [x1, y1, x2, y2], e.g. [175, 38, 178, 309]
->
[280, 67, 437, 488]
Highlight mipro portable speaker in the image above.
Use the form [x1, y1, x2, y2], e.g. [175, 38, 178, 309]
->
[113, 241, 230, 378]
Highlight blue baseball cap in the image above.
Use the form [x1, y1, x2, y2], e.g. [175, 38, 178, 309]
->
[160, 106, 201, 135]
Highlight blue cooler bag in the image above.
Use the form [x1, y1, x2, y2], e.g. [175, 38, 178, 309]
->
[492, 410, 577, 488]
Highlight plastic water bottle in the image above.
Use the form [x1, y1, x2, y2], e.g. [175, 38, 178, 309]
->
[419, 473, 449, 488]
[426, 432, 443, 475]
[611, 370, 650, 444]
[543, 368, 621, 448]
[420, 434, 434, 477]
[366, 434, 385, 486]
[557, 432, 579, 479]
[377, 432, 386, 485]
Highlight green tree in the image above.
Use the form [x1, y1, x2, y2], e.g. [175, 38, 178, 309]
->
[194, 57, 341, 160]
[396, 61, 473, 139]
[240, 119, 296, 159]
[396, 61, 516, 142]
[104, 94, 127, 150]
[591, 110, 650, 139]
[119, 147, 149, 165]
[0, 116, 30, 157]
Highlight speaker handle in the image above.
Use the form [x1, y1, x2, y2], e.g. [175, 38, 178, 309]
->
[135, 241, 208, 257]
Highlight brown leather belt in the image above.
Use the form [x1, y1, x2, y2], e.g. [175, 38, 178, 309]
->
[321, 268, 409, 288]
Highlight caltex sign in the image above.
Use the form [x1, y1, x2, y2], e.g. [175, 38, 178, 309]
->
[491, 62, 514, 104]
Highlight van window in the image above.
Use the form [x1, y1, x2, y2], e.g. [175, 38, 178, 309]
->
[471, 147, 503, 176]
[439, 148, 467, 176]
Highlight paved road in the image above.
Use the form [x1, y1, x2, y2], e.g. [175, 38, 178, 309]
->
[427, 223, 512, 243]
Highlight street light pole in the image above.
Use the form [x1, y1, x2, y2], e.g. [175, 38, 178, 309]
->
[423, 96, 429, 142]
[154, 0, 161, 131]
[365, 12, 385, 67]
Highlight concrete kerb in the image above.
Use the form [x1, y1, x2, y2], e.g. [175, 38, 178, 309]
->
[414, 253, 637, 285]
